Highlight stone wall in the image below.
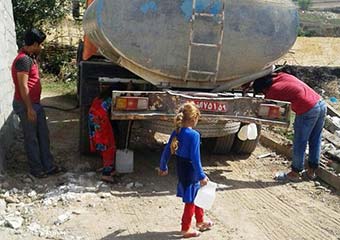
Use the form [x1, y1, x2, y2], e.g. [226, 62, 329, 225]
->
[0, 0, 17, 172]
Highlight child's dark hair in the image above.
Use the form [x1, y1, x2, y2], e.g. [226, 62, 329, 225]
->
[24, 28, 46, 46]
[99, 86, 114, 100]
[170, 102, 201, 154]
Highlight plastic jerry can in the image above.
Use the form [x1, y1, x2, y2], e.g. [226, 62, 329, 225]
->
[194, 181, 217, 210]
[115, 149, 134, 173]
[237, 123, 258, 141]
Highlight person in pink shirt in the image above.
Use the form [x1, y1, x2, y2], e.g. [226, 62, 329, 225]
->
[12, 29, 63, 178]
[252, 72, 326, 181]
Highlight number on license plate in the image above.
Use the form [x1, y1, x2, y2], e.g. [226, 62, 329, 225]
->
[193, 100, 227, 112]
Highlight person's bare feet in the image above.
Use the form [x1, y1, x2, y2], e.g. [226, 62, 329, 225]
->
[101, 175, 116, 183]
[196, 220, 213, 231]
[181, 229, 201, 238]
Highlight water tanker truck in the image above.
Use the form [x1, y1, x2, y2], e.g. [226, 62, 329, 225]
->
[77, 0, 298, 154]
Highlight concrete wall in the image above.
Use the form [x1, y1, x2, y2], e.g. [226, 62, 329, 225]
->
[0, 0, 17, 172]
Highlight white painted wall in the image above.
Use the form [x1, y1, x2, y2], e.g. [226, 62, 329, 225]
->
[0, 0, 17, 172]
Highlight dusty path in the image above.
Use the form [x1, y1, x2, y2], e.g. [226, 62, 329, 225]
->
[1, 93, 339, 240]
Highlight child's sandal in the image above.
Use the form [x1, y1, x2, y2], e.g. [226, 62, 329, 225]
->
[182, 230, 201, 238]
[101, 175, 116, 183]
[196, 221, 213, 231]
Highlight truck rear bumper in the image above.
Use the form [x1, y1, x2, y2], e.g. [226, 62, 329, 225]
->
[111, 90, 291, 127]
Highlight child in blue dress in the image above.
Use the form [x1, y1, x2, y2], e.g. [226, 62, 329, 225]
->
[158, 102, 213, 238]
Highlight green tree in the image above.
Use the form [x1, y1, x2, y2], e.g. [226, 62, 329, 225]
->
[12, 0, 69, 47]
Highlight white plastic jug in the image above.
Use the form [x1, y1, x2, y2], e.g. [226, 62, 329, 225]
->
[247, 123, 258, 140]
[194, 181, 217, 210]
[115, 149, 134, 173]
[237, 123, 258, 141]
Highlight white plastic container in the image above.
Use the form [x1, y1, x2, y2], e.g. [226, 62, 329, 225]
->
[237, 123, 258, 141]
[115, 149, 134, 173]
[194, 181, 217, 210]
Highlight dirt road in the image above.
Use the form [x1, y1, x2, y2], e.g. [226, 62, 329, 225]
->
[1, 93, 339, 240]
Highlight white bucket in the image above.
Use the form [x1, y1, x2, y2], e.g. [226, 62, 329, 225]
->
[115, 149, 134, 173]
[194, 181, 217, 210]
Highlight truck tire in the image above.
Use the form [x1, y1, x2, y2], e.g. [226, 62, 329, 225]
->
[201, 137, 216, 153]
[213, 134, 237, 154]
[141, 120, 240, 138]
[232, 124, 261, 154]
[202, 134, 237, 154]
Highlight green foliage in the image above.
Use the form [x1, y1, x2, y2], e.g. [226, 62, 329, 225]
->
[40, 44, 77, 81]
[297, 0, 311, 10]
[41, 74, 77, 96]
[298, 27, 316, 37]
[12, 0, 69, 47]
[12, 1, 77, 82]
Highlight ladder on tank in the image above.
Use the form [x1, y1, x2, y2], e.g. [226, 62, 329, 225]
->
[184, 0, 225, 83]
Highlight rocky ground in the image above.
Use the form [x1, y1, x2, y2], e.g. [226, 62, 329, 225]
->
[0, 92, 339, 240]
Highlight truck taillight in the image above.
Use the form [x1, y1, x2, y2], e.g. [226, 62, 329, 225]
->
[115, 97, 149, 110]
[258, 104, 281, 119]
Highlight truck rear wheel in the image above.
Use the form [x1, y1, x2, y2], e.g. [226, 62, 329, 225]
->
[232, 124, 261, 154]
[212, 134, 237, 154]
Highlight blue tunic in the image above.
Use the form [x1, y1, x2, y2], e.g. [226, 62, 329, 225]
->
[160, 127, 206, 203]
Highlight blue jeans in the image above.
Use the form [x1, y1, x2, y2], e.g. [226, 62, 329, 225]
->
[292, 100, 326, 172]
[13, 100, 55, 175]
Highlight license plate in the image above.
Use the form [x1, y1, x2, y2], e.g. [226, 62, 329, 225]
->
[193, 100, 227, 112]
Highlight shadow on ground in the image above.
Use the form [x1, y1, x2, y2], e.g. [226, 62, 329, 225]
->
[101, 229, 181, 240]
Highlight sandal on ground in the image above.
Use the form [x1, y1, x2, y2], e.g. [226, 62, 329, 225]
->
[274, 171, 301, 182]
[196, 221, 214, 232]
[47, 166, 65, 176]
[31, 172, 48, 179]
[182, 230, 201, 238]
[102, 166, 115, 176]
[101, 175, 117, 184]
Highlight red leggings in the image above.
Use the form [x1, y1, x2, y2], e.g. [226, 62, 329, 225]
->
[100, 146, 115, 168]
[181, 203, 204, 231]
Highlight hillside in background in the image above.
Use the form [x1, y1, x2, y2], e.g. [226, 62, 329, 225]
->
[309, 0, 340, 11]
[299, 10, 340, 37]
[297, 0, 340, 37]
